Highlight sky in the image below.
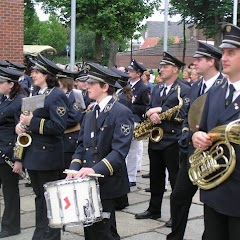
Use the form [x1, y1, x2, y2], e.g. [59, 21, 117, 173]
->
[35, 2, 181, 22]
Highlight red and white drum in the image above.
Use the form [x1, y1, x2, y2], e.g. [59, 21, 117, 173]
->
[44, 177, 102, 228]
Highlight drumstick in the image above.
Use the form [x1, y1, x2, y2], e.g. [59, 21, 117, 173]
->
[63, 169, 104, 178]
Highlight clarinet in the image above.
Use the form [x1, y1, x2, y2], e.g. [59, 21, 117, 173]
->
[0, 150, 31, 183]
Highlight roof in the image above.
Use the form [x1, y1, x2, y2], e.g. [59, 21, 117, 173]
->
[23, 45, 57, 56]
[140, 37, 159, 49]
[145, 21, 187, 38]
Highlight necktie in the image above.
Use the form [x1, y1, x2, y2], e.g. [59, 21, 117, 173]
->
[94, 104, 100, 118]
[1, 95, 7, 102]
[161, 87, 167, 98]
[200, 83, 206, 96]
[225, 84, 235, 108]
[160, 87, 167, 105]
[91, 104, 100, 140]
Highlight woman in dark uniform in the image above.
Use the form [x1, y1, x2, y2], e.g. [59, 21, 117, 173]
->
[0, 66, 25, 238]
[58, 71, 84, 178]
[15, 56, 69, 240]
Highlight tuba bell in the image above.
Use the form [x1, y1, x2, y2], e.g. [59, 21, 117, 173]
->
[188, 119, 240, 190]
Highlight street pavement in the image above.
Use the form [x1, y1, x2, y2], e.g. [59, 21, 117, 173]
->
[0, 141, 204, 239]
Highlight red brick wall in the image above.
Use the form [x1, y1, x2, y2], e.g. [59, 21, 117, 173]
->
[116, 42, 199, 69]
[0, 0, 24, 62]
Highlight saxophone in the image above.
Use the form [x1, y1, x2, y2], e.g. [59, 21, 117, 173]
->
[133, 85, 183, 142]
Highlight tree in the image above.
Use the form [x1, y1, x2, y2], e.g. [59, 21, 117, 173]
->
[36, 0, 161, 64]
[169, 0, 235, 46]
[38, 15, 68, 52]
[24, 0, 41, 44]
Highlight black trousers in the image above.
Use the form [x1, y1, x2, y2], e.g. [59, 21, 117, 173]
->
[148, 143, 179, 214]
[0, 163, 20, 234]
[203, 204, 240, 240]
[84, 199, 120, 240]
[167, 152, 198, 240]
[28, 170, 61, 240]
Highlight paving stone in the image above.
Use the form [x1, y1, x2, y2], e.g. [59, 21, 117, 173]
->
[127, 192, 150, 205]
[116, 211, 163, 237]
[20, 195, 35, 212]
[122, 231, 167, 240]
[21, 211, 36, 229]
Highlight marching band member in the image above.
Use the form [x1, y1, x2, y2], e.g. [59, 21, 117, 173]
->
[0, 67, 25, 238]
[168, 42, 225, 240]
[192, 23, 240, 240]
[15, 56, 68, 240]
[135, 53, 190, 228]
[58, 70, 84, 178]
[67, 62, 134, 240]
[75, 71, 94, 108]
[126, 59, 150, 187]
[111, 66, 132, 210]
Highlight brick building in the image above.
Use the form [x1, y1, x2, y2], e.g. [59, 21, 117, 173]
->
[0, 0, 24, 62]
[116, 41, 199, 69]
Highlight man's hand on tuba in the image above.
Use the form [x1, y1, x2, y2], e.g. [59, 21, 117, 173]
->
[192, 131, 212, 150]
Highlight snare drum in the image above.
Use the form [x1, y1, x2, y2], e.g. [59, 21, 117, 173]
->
[44, 177, 102, 228]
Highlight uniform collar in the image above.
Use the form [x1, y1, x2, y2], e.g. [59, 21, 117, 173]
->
[97, 95, 113, 112]
[38, 86, 48, 95]
[202, 72, 221, 91]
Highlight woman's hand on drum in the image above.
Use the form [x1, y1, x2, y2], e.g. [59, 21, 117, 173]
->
[75, 168, 95, 178]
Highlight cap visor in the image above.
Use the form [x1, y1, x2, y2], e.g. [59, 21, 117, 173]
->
[193, 53, 205, 58]
[219, 42, 237, 49]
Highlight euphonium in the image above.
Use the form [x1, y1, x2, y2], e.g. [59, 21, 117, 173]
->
[13, 132, 32, 160]
[133, 85, 183, 142]
[188, 119, 240, 190]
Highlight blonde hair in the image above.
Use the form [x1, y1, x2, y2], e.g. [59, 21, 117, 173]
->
[143, 71, 150, 80]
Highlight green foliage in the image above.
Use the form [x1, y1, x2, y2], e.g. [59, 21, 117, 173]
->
[157, 36, 175, 46]
[24, 0, 41, 44]
[38, 15, 68, 52]
[24, 0, 68, 53]
[37, 0, 161, 42]
[169, 0, 234, 39]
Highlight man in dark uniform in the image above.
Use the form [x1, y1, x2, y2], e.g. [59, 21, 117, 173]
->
[126, 59, 150, 187]
[192, 23, 240, 240]
[135, 52, 190, 225]
[67, 62, 134, 240]
[167, 42, 226, 240]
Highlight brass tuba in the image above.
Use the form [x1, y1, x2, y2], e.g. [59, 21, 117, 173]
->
[133, 85, 183, 142]
[188, 119, 240, 190]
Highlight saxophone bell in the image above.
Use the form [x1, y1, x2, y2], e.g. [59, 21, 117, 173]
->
[149, 127, 163, 143]
[14, 133, 32, 160]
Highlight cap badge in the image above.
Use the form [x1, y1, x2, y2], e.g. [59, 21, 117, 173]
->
[226, 25, 231, 33]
